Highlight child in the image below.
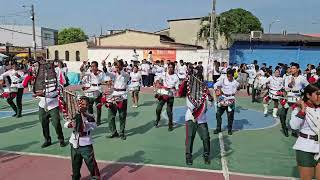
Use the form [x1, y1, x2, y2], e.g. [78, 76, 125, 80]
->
[64, 96, 100, 180]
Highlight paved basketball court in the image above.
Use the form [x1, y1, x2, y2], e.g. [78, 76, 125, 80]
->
[0, 89, 299, 180]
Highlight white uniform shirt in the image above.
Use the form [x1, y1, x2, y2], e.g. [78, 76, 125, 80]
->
[177, 65, 187, 79]
[264, 76, 284, 91]
[140, 63, 150, 76]
[290, 106, 320, 153]
[246, 69, 257, 85]
[284, 75, 309, 92]
[110, 71, 130, 99]
[130, 72, 142, 87]
[0, 69, 24, 88]
[161, 72, 180, 90]
[83, 71, 110, 92]
[185, 97, 210, 124]
[64, 114, 97, 147]
[154, 65, 165, 81]
[214, 78, 239, 100]
[213, 65, 220, 76]
[38, 86, 59, 111]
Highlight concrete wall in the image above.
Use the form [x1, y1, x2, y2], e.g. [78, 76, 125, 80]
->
[168, 19, 207, 48]
[47, 41, 88, 62]
[229, 42, 320, 68]
[99, 31, 162, 47]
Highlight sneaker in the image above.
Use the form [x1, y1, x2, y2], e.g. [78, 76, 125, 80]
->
[60, 141, 67, 147]
[107, 132, 119, 138]
[41, 141, 52, 148]
[154, 121, 159, 128]
[186, 158, 193, 166]
[12, 113, 17, 117]
[204, 157, 211, 165]
[228, 130, 233, 135]
[120, 134, 127, 140]
[16, 114, 22, 118]
[168, 126, 173, 132]
[213, 129, 221, 134]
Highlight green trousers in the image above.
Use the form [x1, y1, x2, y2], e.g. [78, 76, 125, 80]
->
[88, 95, 102, 124]
[108, 100, 128, 135]
[185, 120, 210, 159]
[155, 97, 174, 126]
[279, 103, 294, 131]
[39, 107, 64, 142]
[7, 88, 24, 115]
[71, 145, 100, 180]
[216, 105, 235, 131]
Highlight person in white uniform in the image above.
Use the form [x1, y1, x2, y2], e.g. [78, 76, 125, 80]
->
[129, 65, 142, 107]
[0, 62, 24, 118]
[154, 62, 179, 131]
[64, 96, 100, 180]
[177, 60, 187, 81]
[107, 60, 130, 140]
[245, 64, 258, 96]
[290, 84, 320, 180]
[213, 69, 240, 135]
[280, 63, 309, 137]
[82, 61, 110, 126]
[262, 69, 284, 117]
[182, 70, 213, 165]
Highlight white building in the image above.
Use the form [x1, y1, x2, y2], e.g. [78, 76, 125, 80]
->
[0, 24, 58, 48]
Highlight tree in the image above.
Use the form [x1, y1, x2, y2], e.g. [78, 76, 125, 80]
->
[58, 27, 88, 45]
[198, 8, 263, 48]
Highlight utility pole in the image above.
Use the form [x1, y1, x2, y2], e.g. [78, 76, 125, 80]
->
[207, 0, 216, 80]
[31, 4, 36, 60]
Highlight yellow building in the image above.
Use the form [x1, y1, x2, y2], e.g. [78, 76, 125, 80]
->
[47, 41, 88, 61]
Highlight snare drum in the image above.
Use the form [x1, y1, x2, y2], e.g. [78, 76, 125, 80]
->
[9, 87, 18, 93]
[218, 96, 235, 107]
[269, 89, 281, 100]
[84, 90, 100, 98]
[287, 92, 301, 103]
[156, 88, 174, 97]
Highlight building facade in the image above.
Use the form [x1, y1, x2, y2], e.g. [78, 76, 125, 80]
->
[0, 25, 58, 48]
[47, 41, 88, 61]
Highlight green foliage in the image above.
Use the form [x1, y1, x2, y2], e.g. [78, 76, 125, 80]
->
[58, 27, 88, 45]
[198, 8, 263, 47]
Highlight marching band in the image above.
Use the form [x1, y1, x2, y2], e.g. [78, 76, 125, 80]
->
[0, 55, 319, 179]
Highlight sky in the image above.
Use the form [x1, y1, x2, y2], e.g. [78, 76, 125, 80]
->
[0, 0, 319, 36]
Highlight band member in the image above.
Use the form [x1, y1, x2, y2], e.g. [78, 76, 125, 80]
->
[252, 69, 266, 103]
[82, 61, 110, 126]
[64, 96, 100, 180]
[245, 64, 258, 96]
[154, 62, 179, 131]
[107, 60, 130, 140]
[0, 62, 24, 118]
[214, 69, 240, 135]
[177, 60, 187, 81]
[290, 84, 320, 179]
[280, 63, 309, 137]
[35, 82, 67, 148]
[153, 60, 165, 92]
[262, 69, 284, 117]
[129, 65, 142, 108]
[182, 71, 213, 165]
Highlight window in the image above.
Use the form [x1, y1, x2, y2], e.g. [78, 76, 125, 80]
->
[76, 51, 80, 61]
[65, 51, 69, 61]
[54, 50, 59, 60]
[44, 33, 51, 40]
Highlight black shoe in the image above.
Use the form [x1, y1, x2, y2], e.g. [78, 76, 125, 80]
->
[291, 131, 298, 138]
[12, 113, 17, 117]
[154, 121, 159, 128]
[16, 114, 22, 118]
[41, 141, 52, 148]
[228, 130, 233, 135]
[168, 125, 173, 132]
[204, 157, 211, 165]
[108, 132, 119, 138]
[213, 129, 221, 134]
[120, 134, 127, 140]
[60, 141, 67, 147]
[97, 122, 101, 126]
[283, 129, 289, 137]
[186, 158, 193, 166]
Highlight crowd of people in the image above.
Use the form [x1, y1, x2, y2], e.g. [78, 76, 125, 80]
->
[0, 55, 320, 179]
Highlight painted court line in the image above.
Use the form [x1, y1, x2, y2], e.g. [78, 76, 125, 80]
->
[0, 108, 38, 119]
[219, 132, 230, 180]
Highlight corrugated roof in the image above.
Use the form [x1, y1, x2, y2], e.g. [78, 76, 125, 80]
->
[167, 17, 203, 22]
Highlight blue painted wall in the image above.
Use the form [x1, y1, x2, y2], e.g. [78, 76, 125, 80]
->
[229, 42, 320, 68]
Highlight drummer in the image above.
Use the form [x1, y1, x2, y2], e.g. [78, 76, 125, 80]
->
[0, 61, 24, 118]
[154, 62, 180, 131]
[81, 61, 111, 126]
[129, 65, 142, 108]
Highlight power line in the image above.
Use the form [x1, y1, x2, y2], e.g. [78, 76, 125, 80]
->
[0, 26, 56, 40]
